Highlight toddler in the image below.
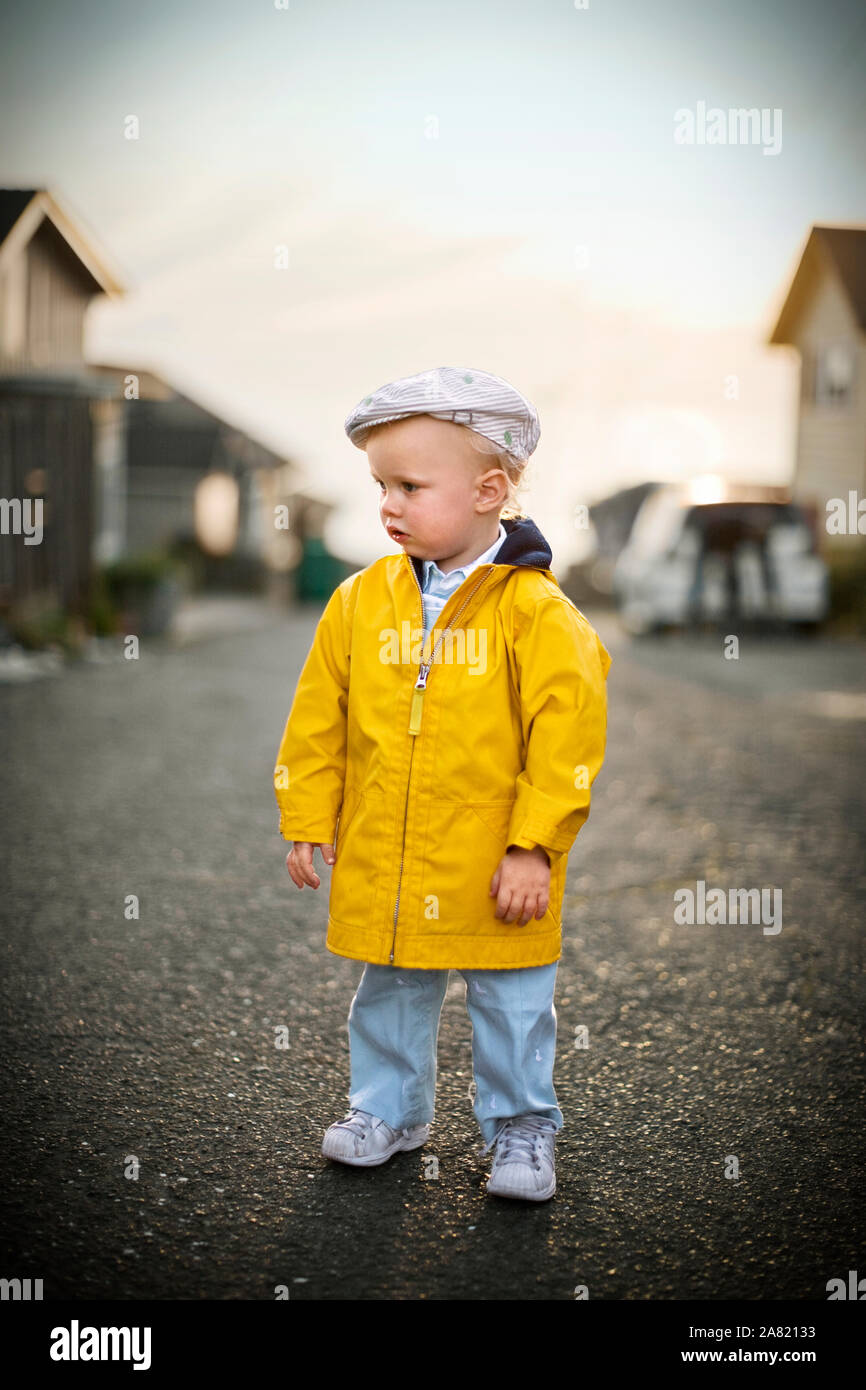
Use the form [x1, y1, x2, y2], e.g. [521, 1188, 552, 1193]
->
[273, 366, 611, 1201]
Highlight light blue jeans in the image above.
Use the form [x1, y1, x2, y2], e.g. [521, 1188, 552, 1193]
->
[347, 962, 563, 1145]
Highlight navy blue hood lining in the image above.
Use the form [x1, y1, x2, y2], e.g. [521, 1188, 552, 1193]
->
[409, 514, 552, 584]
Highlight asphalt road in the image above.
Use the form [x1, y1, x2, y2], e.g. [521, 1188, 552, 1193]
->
[1, 603, 864, 1300]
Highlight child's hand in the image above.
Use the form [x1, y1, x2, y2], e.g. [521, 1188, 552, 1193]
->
[489, 845, 551, 925]
[286, 841, 336, 890]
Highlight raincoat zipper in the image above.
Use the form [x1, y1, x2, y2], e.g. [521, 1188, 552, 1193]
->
[389, 560, 495, 964]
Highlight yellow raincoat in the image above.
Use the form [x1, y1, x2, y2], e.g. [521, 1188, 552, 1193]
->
[273, 516, 611, 969]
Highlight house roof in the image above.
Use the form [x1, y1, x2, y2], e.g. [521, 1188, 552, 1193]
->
[0, 187, 126, 297]
[769, 225, 866, 344]
[89, 361, 294, 472]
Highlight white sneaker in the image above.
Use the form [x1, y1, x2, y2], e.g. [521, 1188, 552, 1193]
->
[483, 1113, 557, 1201]
[322, 1109, 430, 1167]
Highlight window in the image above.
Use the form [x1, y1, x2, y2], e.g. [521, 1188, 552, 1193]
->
[814, 340, 856, 406]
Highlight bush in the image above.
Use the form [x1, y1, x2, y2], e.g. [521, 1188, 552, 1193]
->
[6, 592, 86, 654]
[87, 570, 120, 636]
[824, 542, 866, 633]
[101, 551, 181, 592]
[96, 551, 184, 638]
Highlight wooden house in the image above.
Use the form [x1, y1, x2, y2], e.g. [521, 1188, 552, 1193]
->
[0, 186, 310, 622]
[768, 225, 866, 543]
[86, 361, 294, 588]
[0, 187, 125, 614]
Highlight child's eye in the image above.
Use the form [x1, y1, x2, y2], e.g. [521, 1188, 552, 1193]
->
[373, 480, 418, 493]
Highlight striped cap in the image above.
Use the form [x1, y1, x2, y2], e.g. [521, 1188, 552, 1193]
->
[344, 365, 540, 461]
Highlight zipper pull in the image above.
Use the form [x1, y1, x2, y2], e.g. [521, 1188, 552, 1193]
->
[408, 664, 429, 736]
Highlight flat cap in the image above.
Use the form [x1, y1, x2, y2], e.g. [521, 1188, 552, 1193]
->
[344, 365, 540, 461]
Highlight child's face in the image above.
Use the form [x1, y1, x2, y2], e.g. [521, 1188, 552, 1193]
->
[366, 415, 506, 570]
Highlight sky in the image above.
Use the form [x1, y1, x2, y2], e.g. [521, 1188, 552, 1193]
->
[2, 0, 866, 566]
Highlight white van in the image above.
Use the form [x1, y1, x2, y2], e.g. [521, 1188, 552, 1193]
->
[612, 482, 828, 633]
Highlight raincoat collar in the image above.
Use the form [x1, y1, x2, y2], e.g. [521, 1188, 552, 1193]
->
[408, 514, 552, 585]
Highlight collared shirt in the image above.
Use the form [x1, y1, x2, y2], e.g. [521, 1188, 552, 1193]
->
[420, 520, 507, 636]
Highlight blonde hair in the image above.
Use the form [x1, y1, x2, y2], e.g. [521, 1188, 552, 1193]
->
[364, 414, 529, 520]
[456, 423, 529, 521]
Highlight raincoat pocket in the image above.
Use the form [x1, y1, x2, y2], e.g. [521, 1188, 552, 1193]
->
[467, 800, 516, 842]
[335, 785, 363, 853]
[470, 800, 565, 929]
[330, 790, 379, 926]
[411, 799, 558, 953]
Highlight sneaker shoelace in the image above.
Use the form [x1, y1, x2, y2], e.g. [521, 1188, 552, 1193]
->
[333, 1109, 382, 1139]
[482, 1114, 556, 1163]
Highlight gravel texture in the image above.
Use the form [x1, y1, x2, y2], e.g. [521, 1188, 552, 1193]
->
[1, 604, 864, 1300]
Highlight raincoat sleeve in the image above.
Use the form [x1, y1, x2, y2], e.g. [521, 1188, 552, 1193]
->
[273, 579, 353, 845]
[506, 594, 611, 866]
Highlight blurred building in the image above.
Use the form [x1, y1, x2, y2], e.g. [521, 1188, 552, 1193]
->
[0, 187, 124, 614]
[86, 361, 295, 589]
[282, 485, 354, 600]
[0, 186, 336, 621]
[769, 224, 866, 545]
